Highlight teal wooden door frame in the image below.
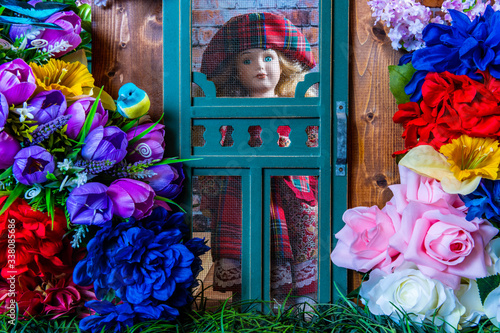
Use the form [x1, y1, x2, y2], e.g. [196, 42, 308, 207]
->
[162, 0, 348, 303]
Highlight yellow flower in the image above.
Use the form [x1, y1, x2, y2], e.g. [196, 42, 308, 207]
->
[439, 135, 500, 181]
[30, 59, 95, 99]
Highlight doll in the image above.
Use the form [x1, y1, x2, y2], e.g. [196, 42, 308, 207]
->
[198, 12, 318, 305]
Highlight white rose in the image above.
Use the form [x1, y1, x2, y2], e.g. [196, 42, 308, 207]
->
[455, 279, 485, 327]
[484, 286, 500, 328]
[360, 268, 465, 332]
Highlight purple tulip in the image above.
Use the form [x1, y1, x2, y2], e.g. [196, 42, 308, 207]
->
[66, 182, 114, 225]
[0, 59, 36, 106]
[107, 179, 155, 219]
[64, 98, 108, 139]
[82, 126, 128, 164]
[29, 90, 67, 124]
[0, 93, 8, 129]
[0, 131, 22, 169]
[10, 11, 82, 58]
[12, 146, 55, 185]
[126, 123, 165, 163]
[147, 163, 185, 199]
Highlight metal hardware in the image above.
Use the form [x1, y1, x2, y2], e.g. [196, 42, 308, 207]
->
[336, 101, 347, 176]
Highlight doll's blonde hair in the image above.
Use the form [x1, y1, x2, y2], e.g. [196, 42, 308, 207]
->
[203, 50, 317, 98]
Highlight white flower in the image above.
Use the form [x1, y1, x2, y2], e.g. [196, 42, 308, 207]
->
[484, 286, 500, 328]
[360, 267, 465, 332]
[57, 158, 73, 172]
[488, 238, 500, 275]
[11, 102, 36, 122]
[73, 172, 88, 187]
[455, 279, 485, 327]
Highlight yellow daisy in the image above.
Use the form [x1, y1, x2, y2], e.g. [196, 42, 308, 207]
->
[439, 135, 500, 181]
[30, 59, 95, 99]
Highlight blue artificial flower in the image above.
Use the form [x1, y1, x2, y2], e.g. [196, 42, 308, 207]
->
[74, 207, 209, 329]
[406, 6, 500, 101]
[461, 179, 500, 222]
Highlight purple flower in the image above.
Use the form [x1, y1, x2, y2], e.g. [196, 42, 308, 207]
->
[10, 11, 82, 58]
[0, 131, 22, 169]
[0, 59, 36, 106]
[0, 93, 8, 129]
[12, 146, 55, 185]
[147, 163, 184, 199]
[66, 182, 113, 225]
[29, 90, 67, 124]
[64, 98, 108, 139]
[107, 179, 155, 219]
[126, 123, 165, 163]
[82, 126, 127, 164]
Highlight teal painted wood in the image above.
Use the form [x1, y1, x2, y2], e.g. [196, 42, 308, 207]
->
[163, 0, 348, 304]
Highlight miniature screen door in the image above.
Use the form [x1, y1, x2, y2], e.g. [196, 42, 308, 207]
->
[163, 0, 348, 305]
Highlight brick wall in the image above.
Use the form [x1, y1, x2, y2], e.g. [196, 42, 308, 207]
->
[191, 0, 320, 72]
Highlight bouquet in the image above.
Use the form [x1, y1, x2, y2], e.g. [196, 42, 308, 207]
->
[332, 5, 500, 332]
[0, 1, 209, 331]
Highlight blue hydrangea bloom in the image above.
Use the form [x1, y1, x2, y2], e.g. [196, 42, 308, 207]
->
[74, 207, 209, 330]
[405, 6, 500, 101]
[461, 179, 500, 223]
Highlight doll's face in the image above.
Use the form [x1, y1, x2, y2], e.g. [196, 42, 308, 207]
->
[236, 48, 281, 97]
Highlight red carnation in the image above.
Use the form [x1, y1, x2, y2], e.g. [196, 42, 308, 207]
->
[394, 71, 500, 155]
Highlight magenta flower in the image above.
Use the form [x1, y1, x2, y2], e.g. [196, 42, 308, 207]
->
[0, 93, 8, 129]
[13, 146, 55, 185]
[0, 59, 36, 106]
[147, 163, 184, 199]
[0, 131, 22, 170]
[126, 123, 165, 163]
[107, 179, 155, 219]
[66, 182, 114, 225]
[82, 126, 127, 164]
[64, 98, 108, 139]
[29, 90, 67, 124]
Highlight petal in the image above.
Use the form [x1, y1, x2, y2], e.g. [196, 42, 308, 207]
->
[399, 145, 453, 181]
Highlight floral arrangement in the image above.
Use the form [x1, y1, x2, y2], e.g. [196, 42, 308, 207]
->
[368, 0, 500, 51]
[332, 6, 500, 332]
[0, 0, 208, 331]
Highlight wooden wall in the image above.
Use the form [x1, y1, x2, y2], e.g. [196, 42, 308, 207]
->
[92, 0, 434, 291]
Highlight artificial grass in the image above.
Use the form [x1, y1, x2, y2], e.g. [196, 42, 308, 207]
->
[1, 292, 500, 333]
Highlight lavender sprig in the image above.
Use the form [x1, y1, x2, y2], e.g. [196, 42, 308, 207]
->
[71, 225, 88, 248]
[24, 115, 72, 146]
[105, 158, 159, 179]
[74, 159, 116, 174]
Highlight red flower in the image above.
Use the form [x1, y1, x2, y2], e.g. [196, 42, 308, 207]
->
[393, 71, 500, 155]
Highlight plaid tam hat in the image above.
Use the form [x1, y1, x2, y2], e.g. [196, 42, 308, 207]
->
[201, 12, 316, 79]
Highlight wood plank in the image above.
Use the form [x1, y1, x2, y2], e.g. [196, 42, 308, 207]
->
[347, 0, 404, 290]
[92, 0, 163, 121]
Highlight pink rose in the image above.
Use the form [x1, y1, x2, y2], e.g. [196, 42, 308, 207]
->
[390, 201, 498, 289]
[331, 205, 400, 273]
[388, 165, 466, 214]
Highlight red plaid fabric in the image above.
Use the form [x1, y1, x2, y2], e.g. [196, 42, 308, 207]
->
[201, 12, 316, 78]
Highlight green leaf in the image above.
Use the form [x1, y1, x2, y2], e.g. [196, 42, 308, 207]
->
[153, 157, 202, 166]
[46, 172, 57, 181]
[120, 119, 140, 132]
[388, 63, 416, 105]
[127, 114, 164, 146]
[46, 188, 54, 228]
[76, 86, 103, 144]
[0, 166, 12, 181]
[0, 184, 25, 215]
[477, 274, 500, 304]
[155, 195, 186, 213]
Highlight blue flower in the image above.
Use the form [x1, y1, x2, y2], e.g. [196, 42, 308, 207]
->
[406, 6, 500, 101]
[462, 179, 500, 223]
[74, 207, 209, 327]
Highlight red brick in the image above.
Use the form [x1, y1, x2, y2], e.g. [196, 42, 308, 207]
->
[192, 10, 225, 26]
[302, 26, 319, 45]
[277, 9, 310, 26]
[297, 0, 319, 8]
[198, 27, 218, 45]
[192, 0, 218, 9]
[192, 28, 199, 46]
[192, 46, 206, 72]
[311, 46, 319, 66]
[310, 9, 319, 25]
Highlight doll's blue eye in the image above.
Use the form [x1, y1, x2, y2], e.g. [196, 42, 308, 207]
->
[264, 56, 272, 62]
[243, 59, 251, 65]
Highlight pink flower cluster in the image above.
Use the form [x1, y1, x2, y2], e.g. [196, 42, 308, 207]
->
[368, 0, 500, 51]
[331, 165, 498, 290]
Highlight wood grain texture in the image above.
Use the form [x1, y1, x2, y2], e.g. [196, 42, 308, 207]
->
[92, 0, 163, 121]
[347, 0, 405, 290]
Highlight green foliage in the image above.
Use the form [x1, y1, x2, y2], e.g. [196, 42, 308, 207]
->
[388, 63, 416, 105]
[478, 274, 500, 305]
